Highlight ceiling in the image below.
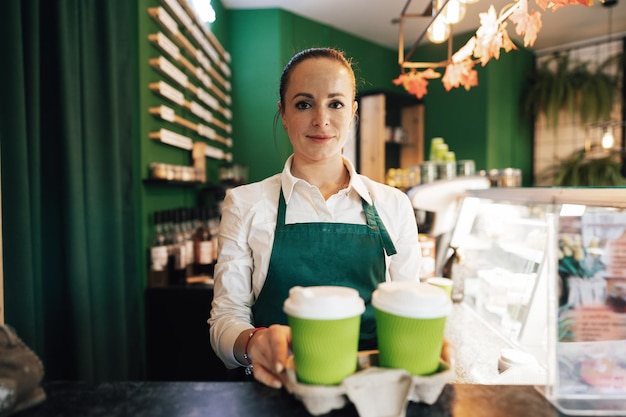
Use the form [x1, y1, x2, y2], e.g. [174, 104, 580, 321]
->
[221, 0, 626, 54]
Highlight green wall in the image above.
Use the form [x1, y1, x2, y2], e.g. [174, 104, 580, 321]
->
[485, 49, 535, 185]
[227, 9, 287, 182]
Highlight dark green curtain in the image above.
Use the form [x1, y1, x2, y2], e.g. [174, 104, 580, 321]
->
[0, 0, 143, 381]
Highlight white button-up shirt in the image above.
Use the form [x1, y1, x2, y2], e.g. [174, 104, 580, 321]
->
[209, 155, 422, 368]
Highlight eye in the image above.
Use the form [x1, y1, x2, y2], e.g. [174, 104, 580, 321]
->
[295, 101, 312, 110]
[329, 100, 345, 109]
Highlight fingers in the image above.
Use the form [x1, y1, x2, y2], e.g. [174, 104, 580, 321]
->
[248, 325, 292, 389]
[252, 361, 283, 389]
[267, 324, 291, 373]
[441, 338, 456, 368]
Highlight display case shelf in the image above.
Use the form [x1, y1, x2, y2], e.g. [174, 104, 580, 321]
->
[498, 243, 545, 265]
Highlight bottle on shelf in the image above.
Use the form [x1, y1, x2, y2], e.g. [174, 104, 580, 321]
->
[208, 207, 220, 274]
[180, 207, 195, 278]
[149, 211, 169, 287]
[168, 208, 188, 285]
[193, 207, 214, 277]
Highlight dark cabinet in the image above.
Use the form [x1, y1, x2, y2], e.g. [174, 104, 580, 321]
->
[145, 286, 230, 381]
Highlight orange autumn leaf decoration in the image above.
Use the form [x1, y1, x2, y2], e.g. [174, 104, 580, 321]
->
[442, 38, 479, 91]
[442, 60, 479, 91]
[474, 5, 518, 66]
[536, 0, 593, 11]
[509, 0, 543, 47]
[393, 0, 593, 99]
[393, 69, 441, 99]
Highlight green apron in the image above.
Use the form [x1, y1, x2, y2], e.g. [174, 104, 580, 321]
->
[252, 188, 397, 349]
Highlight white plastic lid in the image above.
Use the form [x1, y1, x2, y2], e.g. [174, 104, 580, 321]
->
[371, 281, 452, 319]
[283, 286, 366, 320]
[498, 348, 538, 373]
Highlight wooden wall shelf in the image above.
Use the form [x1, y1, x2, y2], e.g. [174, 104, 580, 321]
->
[358, 92, 424, 183]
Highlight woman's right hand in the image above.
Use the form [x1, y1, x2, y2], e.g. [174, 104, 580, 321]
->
[246, 324, 292, 389]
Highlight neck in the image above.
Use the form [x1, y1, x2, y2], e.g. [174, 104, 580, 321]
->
[291, 157, 349, 199]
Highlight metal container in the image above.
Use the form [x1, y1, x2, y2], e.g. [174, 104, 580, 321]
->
[437, 162, 456, 180]
[456, 160, 476, 177]
[498, 168, 522, 187]
[488, 169, 501, 187]
[420, 161, 438, 184]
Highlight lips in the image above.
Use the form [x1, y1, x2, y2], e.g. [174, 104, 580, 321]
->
[307, 134, 333, 140]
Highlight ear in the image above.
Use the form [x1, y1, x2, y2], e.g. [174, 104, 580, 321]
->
[350, 100, 358, 126]
[278, 101, 287, 129]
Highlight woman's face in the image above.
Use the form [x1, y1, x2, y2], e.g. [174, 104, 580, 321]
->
[279, 57, 357, 164]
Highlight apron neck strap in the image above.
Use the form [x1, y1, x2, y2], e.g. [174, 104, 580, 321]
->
[363, 200, 397, 256]
[277, 188, 287, 226]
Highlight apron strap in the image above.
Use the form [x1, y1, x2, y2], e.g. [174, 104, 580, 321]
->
[363, 200, 397, 257]
[277, 189, 287, 227]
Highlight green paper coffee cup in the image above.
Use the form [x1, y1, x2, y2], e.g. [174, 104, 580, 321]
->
[284, 286, 365, 385]
[427, 277, 453, 298]
[373, 281, 451, 376]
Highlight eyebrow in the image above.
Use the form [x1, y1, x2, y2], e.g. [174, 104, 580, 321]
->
[291, 92, 346, 100]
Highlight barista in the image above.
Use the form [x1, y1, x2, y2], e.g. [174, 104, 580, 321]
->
[209, 47, 423, 388]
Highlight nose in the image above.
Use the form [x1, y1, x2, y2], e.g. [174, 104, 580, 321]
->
[312, 107, 329, 127]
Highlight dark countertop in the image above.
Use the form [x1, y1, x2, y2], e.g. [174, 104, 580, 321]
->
[14, 381, 605, 417]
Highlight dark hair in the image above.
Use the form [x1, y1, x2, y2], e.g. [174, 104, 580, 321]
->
[278, 48, 356, 109]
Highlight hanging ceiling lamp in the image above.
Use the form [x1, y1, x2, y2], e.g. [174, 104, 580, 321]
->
[602, 127, 615, 149]
[427, 16, 451, 43]
[591, 0, 623, 153]
[437, 0, 467, 24]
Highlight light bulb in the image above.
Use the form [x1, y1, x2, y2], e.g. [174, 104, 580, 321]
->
[434, 0, 466, 24]
[427, 18, 451, 44]
[443, 0, 466, 24]
[601, 128, 614, 149]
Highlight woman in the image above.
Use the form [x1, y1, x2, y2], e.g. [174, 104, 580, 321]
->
[209, 47, 422, 389]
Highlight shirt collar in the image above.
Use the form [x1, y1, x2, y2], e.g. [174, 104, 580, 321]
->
[281, 155, 373, 205]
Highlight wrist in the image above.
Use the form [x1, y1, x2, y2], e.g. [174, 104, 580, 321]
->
[243, 327, 267, 374]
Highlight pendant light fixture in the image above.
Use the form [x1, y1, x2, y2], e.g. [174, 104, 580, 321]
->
[437, 0, 467, 24]
[425, 0, 465, 44]
[591, 0, 623, 153]
[427, 16, 451, 43]
[601, 127, 615, 149]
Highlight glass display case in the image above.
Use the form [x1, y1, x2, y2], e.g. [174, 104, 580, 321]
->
[447, 187, 626, 415]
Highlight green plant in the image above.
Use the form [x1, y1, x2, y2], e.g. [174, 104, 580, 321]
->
[539, 148, 626, 186]
[523, 51, 622, 128]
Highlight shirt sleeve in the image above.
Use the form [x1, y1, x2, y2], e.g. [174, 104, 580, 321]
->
[209, 187, 256, 369]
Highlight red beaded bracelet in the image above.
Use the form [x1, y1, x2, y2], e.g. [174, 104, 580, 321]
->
[243, 327, 267, 365]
